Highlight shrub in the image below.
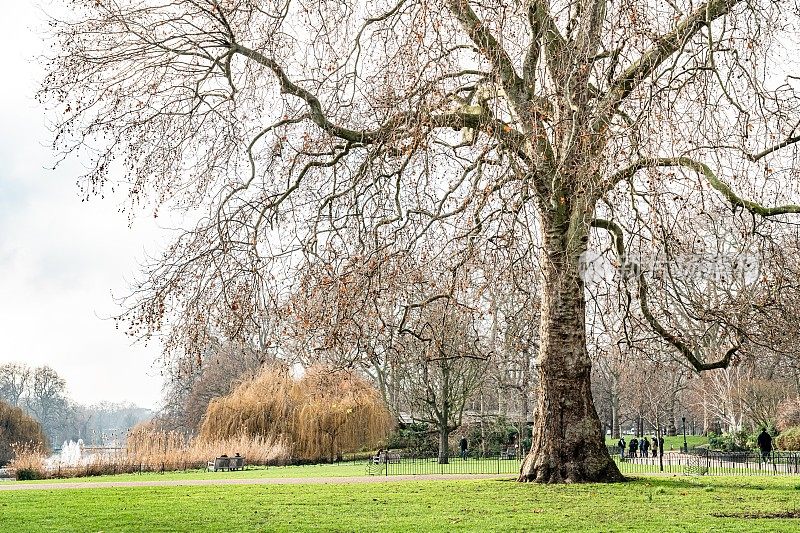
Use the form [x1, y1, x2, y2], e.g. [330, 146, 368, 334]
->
[387, 422, 438, 455]
[707, 430, 749, 452]
[744, 423, 778, 450]
[776, 426, 800, 451]
[0, 400, 49, 466]
[15, 468, 46, 481]
[464, 416, 524, 455]
[708, 425, 780, 452]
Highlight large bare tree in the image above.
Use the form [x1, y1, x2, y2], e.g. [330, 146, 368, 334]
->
[41, 0, 800, 482]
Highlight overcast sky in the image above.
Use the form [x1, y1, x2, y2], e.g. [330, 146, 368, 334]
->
[0, 2, 167, 409]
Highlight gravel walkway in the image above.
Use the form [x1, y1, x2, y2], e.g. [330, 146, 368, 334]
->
[0, 473, 515, 491]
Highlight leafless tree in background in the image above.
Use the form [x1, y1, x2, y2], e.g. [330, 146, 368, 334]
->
[26, 366, 70, 443]
[159, 339, 266, 432]
[395, 297, 490, 464]
[0, 363, 31, 408]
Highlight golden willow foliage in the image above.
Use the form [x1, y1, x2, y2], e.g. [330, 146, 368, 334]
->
[199, 366, 294, 441]
[0, 400, 49, 465]
[200, 365, 393, 461]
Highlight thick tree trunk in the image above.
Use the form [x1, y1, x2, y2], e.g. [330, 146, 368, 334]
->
[518, 218, 623, 483]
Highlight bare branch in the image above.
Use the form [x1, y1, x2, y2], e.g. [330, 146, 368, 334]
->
[591, 218, 739, 372]
[595, 0, 741, 128]
[607, 157, 800, 217]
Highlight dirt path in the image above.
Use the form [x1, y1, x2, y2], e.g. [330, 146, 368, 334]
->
[0, 473, 516, 491]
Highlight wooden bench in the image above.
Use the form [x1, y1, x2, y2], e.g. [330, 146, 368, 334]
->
[500, 447, 518, 460]
[207, 456, 246, 471]
[371, 451, 402, 465]
[208, 457, 230, 471]
[367, 451, 401, 475]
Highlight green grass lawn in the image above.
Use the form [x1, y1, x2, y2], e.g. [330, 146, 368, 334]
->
[14, 462, 370, 484]
[15, 458, 521, 484]
[1, 476, 799, 531]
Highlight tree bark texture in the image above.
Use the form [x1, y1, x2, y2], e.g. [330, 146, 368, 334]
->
[518, 214, 623, 483]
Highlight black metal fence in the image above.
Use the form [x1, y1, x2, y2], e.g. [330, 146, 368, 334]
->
[370, 448, 800, 477]
[368, 453, 523, 476]
[608, 448, 800, 476]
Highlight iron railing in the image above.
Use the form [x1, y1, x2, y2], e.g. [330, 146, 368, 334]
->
[369, 452, 523, 476]
[372, 448, 800, 477]
[610, 449, 800, 476]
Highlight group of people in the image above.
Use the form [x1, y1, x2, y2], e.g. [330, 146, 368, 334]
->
[617, 435, 664, 459]
[618, 429, 774, 461]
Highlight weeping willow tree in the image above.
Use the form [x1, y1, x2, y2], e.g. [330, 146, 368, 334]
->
[200, 365, 393, 461]
[295, 366, 395, 461]
[0, 400, 49, 466]
[199, 365, 295, 441]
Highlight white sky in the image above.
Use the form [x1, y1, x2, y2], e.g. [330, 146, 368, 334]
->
[0, 2, 166, 409]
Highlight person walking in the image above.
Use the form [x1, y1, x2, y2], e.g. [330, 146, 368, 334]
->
[459, 437, 468, 460]
[757, 429, 773, 463]
[617, 437, 626, 459]
[651, 436, 658, 457]
[629, 437, 638, 458]
[640, 436, 650, 458]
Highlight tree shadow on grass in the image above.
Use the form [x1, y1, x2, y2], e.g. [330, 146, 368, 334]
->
[712, 510, 800, 519]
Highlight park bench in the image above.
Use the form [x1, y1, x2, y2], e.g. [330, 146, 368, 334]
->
[500, 447, 518, 460]
[371, 451, 402, 464]
[208, 457, 230, 471]
[367, 451, 400, 475]
[207, 456, 246, 472]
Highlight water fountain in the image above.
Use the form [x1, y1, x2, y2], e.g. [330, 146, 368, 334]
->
[46, 439, 85, 468]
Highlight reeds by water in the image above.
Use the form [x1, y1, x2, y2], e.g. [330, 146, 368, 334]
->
[8, 425, 289, 480]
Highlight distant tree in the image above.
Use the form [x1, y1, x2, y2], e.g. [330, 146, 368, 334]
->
[777, 397, 800, 432]
[287, 252, 493, 463]
[158, 339, 264, 433]
[25, 366, 69, 444]
[71, 402, 154, 445]
[0, 400, 49, 466]
[200, 364, 392, 461]
[396, 298, 489, 464]
[0, 363, 31, 408]
[183, 341, 264, 430]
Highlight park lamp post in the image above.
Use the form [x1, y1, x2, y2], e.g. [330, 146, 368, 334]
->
[682, 416, 688, 453]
